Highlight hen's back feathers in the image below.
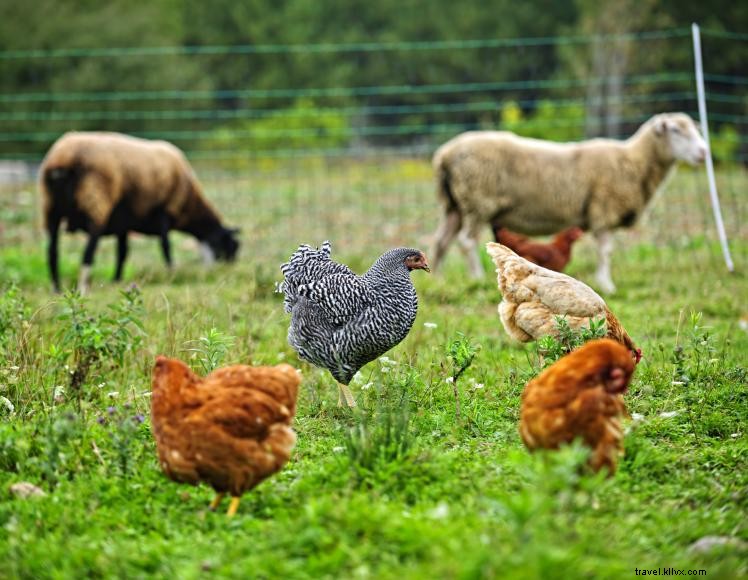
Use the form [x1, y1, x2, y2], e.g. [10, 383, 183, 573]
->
[487, 242, 639, 360]
[150, 357, 300, 499]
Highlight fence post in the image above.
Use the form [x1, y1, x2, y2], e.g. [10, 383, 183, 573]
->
[691, 22, 735, 272]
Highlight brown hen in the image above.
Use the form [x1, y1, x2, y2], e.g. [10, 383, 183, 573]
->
[151, 356, 300, 516]
[492, 226, 583, 272]
[520, 339, 636, 474]
[486, 242, 641, 363]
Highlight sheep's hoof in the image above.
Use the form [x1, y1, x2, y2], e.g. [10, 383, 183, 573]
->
[596, 278, 617, 295]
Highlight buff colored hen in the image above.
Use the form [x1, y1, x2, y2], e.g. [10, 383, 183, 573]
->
[520, 339, 636, 474]
[486, 242, 641, 363]
[151, 356, 300, 516]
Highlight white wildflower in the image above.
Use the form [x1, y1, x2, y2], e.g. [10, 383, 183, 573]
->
[423, 322, 438, 329]
[0, 396, 14, 414]
[428, 503, 450, 520]
[659, 411, 678, 418]
[671, 381, 685, 386]
[53, 385, 65, 402]
[107, 391, 120, 399]
[332, 446, 345, 454]
[378, 356, 396, 366]
[361, 382, 374, 391]
[631, 412, 645, 422]
[97, 382, 106, 389]
[445, 376, 454, 384]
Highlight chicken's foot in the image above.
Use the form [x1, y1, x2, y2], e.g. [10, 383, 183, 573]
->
[208, 493, 225, 511]
[227, 497, 241, 517]
[337, 383, 357, 408]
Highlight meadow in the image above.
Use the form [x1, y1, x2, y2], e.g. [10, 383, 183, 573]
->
[0, 159, 746, 578]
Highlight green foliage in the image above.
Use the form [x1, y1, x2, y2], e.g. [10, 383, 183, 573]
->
[184, 327, 236, 373]
[27, 413, 85, 488]
[96, 404, 147, 478]
[52, 286, 145, 408]
[0, 283, 29, 355]
[536, 316, 607, 367]
[500, 99, 586, 141]
[344, 406, 414, 485]
[710, 124, 740, 164]
[204, 98, 350, 165]
[446, 332, 480, 424]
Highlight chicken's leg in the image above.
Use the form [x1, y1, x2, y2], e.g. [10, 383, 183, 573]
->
[337, 383, 357, 408]
[208, 493, 225, 511]
[227, 497, 241, 517]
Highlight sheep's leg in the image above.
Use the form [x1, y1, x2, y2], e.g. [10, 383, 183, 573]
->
[158, 214, 173, 268]
[47, 212, 62, 293]
[594, 230, 616, 294]
[114, 232, 128, 281]
[457, 220, 484, 279]
[430, 209, 461, 274]
[78, 230, 102, 295]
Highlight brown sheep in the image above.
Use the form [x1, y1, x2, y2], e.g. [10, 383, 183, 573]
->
[430, 113, 707, 293]
[39, 132, 240, 292]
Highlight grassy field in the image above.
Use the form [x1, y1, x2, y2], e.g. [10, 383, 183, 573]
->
[0, 160, 747, 578]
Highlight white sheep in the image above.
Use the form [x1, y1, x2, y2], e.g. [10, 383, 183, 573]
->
[430, 112, 707, 293]
[40, 131, 240, 293]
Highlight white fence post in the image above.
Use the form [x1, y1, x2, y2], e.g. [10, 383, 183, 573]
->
[691, 22, 735, 272]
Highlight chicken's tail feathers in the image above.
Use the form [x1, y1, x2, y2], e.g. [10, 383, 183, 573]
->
[604, 307, 641, 363]
[279, 241, 334, 311]
[486, 242, 525, 270]
[279, 241, 355, 312]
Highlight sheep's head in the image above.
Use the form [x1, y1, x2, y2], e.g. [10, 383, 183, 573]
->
[205, 227, 240, 262]
[653, 113, 707, 166]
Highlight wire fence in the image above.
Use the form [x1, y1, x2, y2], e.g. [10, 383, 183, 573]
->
[0, 28, 745, 276]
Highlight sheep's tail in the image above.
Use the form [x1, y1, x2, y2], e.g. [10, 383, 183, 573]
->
[604, 307, 641, 364]
[41, 166, 78, 223]
[434, 155, 459, 213]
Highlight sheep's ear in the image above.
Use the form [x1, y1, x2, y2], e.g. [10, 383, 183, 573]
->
[654, 117, 669, 136]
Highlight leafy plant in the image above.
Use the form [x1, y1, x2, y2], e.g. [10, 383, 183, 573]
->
[54, 285, 145, 410]
[500, 99, 585, 142]
[536, 316, 607, 367]
[96, 404, 146, 478]
[0, 283, 30, 358]
[446, 333, 480, 424]
[447, 332, 480, 424]
[672, 311, 720, 439]
[184, 327, 236, 373]
[34, 413, 83, 487]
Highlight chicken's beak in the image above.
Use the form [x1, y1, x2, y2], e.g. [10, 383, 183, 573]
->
[422, 264, 431, 273]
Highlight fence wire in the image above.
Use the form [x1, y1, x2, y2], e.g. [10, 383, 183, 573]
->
[0, 28, 745, 278]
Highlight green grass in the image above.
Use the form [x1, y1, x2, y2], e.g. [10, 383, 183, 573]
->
[0, 160, 746, 578]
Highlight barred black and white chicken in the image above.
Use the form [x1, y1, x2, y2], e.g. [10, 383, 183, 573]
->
[279, 241, 430, 407]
